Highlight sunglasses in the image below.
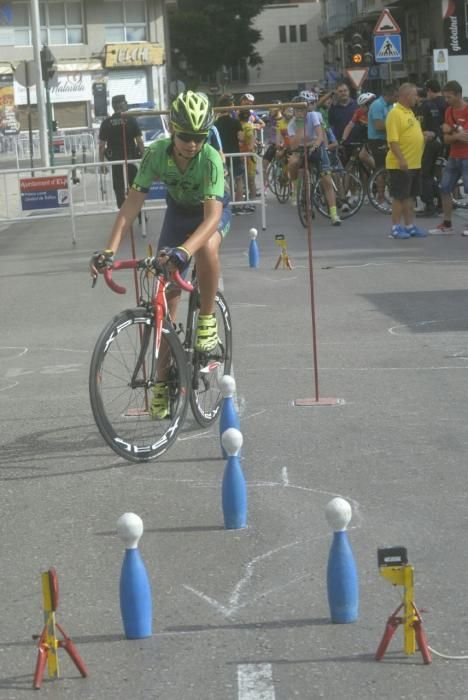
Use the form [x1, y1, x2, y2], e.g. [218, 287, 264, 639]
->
[175, 132, 207, 143]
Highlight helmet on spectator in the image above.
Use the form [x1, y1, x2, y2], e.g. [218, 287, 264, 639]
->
[170, 91, 214, 134]
[218, 93, 234, 108]
[357, 92, 376, 107]
[241, 93, 255, 103]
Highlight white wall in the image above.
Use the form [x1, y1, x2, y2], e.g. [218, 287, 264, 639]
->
[249, 2, 323, 94]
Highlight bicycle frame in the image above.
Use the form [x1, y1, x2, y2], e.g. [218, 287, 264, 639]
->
[103, 258, 193, 388]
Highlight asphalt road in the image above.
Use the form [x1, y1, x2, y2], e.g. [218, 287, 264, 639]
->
[1, 194, 468, 699]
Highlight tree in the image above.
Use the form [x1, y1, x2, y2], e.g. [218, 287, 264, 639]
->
[169, 0, 268, 80]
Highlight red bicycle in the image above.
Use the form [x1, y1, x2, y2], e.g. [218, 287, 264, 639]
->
[89, 257, 232, 462]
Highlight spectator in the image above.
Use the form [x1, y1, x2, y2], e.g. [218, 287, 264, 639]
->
[385, 83, 427, 239]
[98, 95, 145, 218]
[328, 82, 358, 142]
[415, 79, 447, 217]
[430, 80, 468, 235]
[367, 83, 397, 170]
[215, 94, 245, 214]
[238, 110, 257, 212]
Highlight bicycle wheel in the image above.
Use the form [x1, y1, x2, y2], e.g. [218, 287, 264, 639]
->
[275, 166, 291, 203]
[187, 290, 233, 427]
[89, 308, 189, 462]
[368, 166, 392, 214]
[297, 172, 315, 228]
[313, 169, 364, 219]
[266, 161, 277, 194]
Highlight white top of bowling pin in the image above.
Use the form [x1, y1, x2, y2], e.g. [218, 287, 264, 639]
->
[249, 227, 258, 240]
[117, 512, 144, 549]
[221, 427, 243, 456]
[220, 374, 236, 399]
[325, 497, 352, 532]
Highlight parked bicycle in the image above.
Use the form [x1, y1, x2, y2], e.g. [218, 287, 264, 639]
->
[367, 155, 468, 216]
[266, 148, 291, 203]
[89, 256, 232, 462]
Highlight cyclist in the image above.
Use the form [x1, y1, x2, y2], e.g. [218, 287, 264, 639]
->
[287, 95, 341, 225]
[90, 91, 230, 416]
[342, 92, 376, 172]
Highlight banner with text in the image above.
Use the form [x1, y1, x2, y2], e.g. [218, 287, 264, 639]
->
[20, 176, 69, 210]
[443, 0, 468, 55]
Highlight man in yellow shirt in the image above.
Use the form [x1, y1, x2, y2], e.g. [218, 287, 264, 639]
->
[386, 83, 427, 239]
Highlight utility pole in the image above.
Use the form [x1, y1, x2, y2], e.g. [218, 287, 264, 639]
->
[30, 0, 50, 167]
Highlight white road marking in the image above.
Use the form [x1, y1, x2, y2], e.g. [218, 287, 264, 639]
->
[388, 318, 466, 335]
[237, 663, 275, 700]
[281, 467, 289, 486]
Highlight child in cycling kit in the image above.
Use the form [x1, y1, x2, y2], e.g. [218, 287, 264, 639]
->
[90, 91, 230, 416]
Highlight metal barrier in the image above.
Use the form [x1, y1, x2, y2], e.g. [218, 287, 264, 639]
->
[0, 151, 266, 243]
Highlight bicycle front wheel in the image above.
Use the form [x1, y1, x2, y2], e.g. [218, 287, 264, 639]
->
[187, 290, 233, 427]
[368, 166, 392, 214]
[297, 172, 315, 228]
[89, 309, 189, 462]
[313, 169, 364, 219]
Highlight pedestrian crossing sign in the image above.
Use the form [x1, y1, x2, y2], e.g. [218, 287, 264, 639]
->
[374, 34, 402, 63]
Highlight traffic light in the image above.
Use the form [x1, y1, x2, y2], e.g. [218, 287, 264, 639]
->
[351, 32, 363, 65]
[40, 45, 56, 83]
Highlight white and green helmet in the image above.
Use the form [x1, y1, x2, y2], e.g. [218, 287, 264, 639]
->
[170, 91, 214, 134]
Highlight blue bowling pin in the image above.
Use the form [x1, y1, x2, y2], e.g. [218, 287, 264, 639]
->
[219, 375, 240, 459]
[249, 228, 259, 268]
[221, 428, 247, 529]
[325, 498, 359, 623]
[117, 513, 152, 639]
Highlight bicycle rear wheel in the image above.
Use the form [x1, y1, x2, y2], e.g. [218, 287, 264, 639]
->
[187, 290, 232, 427]
[89, 308, 189, 462]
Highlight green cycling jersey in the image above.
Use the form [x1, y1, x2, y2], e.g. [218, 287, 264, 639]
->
[132, 137, 225, 208]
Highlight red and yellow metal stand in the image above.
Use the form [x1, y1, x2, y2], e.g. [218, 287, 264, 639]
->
[33, 568, 88, 689]
[375, 563, 431, 664]
[274, 234, 293, 270]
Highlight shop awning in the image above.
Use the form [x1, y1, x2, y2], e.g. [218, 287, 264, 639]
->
[57, 60, 103, 72]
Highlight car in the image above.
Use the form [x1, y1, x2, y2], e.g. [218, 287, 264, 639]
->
[126, 103, 169, 147]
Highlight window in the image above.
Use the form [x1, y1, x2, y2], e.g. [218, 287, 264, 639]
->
[12, 1, 84, 46]
[104, 1, 147, 42]
[279, 25, 286, 43]
[289, 25, 297, 42]
[300, 24, 307, 42]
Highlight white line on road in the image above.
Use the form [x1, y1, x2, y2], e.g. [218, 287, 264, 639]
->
[237, 663, 275, 700]
[281, 467, 289, 486]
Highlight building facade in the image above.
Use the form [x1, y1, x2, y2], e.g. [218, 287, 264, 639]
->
[319, 0, 468, 94]
[0, 0, 172, 130]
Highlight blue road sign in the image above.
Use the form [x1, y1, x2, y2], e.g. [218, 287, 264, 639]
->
[374, 34, 402, 63]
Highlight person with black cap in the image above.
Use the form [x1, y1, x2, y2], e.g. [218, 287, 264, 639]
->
[416, 80, 447, 216]
[98, 95, 145, 214]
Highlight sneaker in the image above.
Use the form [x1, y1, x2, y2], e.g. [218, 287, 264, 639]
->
[462, 229, 468, 237]
[232, 205, 245, 216]
[405, 225, 428, 238]
[428, 223, 454, 234]
[195, 314, 219, 353]
[390, 225, 410, 239]
[150, 381, 169, 420]
[340, 202, 350, 213]
[243, 204, 256, 213]
[331, 215, 341, 226]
